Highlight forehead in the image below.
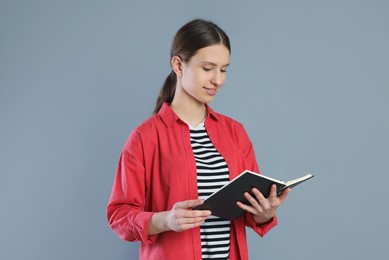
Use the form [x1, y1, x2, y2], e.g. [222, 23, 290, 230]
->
[190, 45, 230, 65]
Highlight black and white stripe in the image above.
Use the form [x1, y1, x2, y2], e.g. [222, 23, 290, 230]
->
[189, 123, 231, 260]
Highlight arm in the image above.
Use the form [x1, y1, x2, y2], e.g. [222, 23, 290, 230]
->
[106, 130, 155, 243]
[234, 123, 287, 235]
[148, 200, 211, 235]
[107, 130, 211, 243]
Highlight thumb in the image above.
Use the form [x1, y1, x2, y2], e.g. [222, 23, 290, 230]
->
[279, 187, 291, 202]
[174, 199, 204, 209]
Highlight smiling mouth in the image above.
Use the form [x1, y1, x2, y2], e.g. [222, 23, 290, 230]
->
[204, 87, 217, 96]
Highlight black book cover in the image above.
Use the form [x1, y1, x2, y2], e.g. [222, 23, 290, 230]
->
[193, 170, 313, 220]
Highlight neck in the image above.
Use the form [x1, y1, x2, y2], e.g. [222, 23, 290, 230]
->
[170, 98, 207, 127]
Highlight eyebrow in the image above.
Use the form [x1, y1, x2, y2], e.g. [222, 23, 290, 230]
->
[200, 61, 230, 67]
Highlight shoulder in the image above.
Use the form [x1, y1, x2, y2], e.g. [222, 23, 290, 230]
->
[134, 114, 162, 134]
[209, 108, 246, 132]
[207, 108, 253, 149]
[207, 108, 255, 158]
[123, 114, 163, 149]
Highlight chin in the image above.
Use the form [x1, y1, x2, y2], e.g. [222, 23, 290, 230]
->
[203, 97, 215, 104]
[195, 95, 216, 105]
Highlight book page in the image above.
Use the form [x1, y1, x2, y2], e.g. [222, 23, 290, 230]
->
[285, 174, 314, 187]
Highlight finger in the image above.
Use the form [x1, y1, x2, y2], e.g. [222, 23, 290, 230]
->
[236, 201, 258, 215]
[178, 219, 207, 231]
[174, 206, 211, 219]
[174, 199, 204, 209]
[244, 191, 262, 208]
[269, 184, 278, 200]
[172, 215, 208, 232]
[251, 188, 267, 204]
[183, 209, 212, 218]
[181, 215, 210, 224]
[180, 200, 212, 216]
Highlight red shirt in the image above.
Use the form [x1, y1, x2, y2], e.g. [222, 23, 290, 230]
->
[107, 103, 277, 260]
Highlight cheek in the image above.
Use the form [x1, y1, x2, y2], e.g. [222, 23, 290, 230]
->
[181, 72, 194, 88]
[187, 71, 205, 87]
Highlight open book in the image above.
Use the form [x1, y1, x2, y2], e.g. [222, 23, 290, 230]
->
[193, 170, 314, 220]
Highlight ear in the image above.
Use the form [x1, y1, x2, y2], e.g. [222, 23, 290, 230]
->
[171, 56, 183, 78]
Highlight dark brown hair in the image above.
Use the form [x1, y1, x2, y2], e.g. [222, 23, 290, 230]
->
[153, 19, 231, 114]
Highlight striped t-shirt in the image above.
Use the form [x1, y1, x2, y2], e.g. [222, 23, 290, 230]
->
[189, 122, 231, 260]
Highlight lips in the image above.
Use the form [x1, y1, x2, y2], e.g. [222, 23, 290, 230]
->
[204, 87, 217, 96]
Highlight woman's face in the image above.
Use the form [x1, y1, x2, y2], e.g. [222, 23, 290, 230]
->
[179, 44, 230, 105]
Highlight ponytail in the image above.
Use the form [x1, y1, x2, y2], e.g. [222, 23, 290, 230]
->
[153, 71, 176, 114]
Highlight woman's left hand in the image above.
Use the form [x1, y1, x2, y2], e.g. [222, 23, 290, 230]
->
[236, 184, 290, 224]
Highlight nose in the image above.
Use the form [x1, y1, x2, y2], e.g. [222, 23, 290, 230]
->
[211, 71, 223, 87]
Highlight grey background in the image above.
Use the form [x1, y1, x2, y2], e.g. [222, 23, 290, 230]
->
[1, 0, 388, 259]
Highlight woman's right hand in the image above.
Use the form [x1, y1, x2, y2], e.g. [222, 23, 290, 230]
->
[148, 199, 211, 235]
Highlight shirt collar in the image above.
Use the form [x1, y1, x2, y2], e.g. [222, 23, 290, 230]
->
[158, 102, 219, 127]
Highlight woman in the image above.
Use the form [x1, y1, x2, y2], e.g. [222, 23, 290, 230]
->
[107, 19, 290, 260]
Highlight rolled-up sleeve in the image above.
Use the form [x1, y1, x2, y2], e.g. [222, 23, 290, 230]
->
[245, 213, 278, 237]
